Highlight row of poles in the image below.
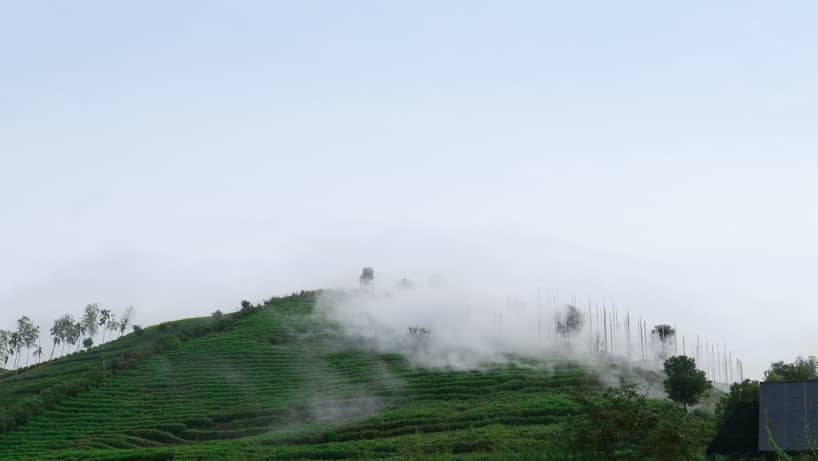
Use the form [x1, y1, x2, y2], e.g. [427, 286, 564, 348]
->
[498, 287, 745, 385]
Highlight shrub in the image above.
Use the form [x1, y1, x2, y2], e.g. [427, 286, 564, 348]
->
[565, 383, 701, 460]
[154, 334, 181, 352]
[133, 325, 145, 336]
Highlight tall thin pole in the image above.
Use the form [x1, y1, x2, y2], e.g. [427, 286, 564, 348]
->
[716, 343, 721, 384]
[626, 312, 631, 360]
[537, 287, 542, 341]
[673, 324, 678, 355]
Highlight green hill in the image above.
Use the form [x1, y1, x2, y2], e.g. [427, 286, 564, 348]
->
[0, 291, 717, 460]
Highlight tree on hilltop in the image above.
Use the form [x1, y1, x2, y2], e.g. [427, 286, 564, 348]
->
[359, 267, 374, 288]
[119, 306, 135, 337]
[652, 324, 675, 357]
[81, 304, 100, 341]
[663, 355, 710, 411]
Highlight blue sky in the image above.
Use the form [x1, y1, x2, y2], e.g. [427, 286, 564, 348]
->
[2, 1, 818, 378]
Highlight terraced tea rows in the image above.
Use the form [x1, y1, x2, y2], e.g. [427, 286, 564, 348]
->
[0, 293, 608, 460]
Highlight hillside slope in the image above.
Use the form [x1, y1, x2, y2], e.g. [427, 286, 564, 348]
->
[0, 292, 713, 460]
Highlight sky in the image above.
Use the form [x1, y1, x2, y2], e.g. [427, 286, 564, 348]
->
[2, 1, 818, 378]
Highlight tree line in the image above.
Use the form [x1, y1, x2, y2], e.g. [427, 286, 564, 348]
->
[0, 304, 135, 371]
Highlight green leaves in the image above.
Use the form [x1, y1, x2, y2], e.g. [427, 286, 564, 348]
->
[663, 355, 710, 409]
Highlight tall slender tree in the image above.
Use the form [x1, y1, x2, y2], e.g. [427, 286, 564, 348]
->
[119, 306, 134, 337]
[68, 321, 84, 352]
[81, 304, 100, 341]
[104, 312, 119, 343]
[9, 331, 21, 369]
[50, 315, 73, 359]
[0, 330, 10, 367]
[98, 308, 111, 343]
[18, 317, 39, 367]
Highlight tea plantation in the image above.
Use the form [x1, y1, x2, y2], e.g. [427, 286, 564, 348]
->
[0, 292, 716, 460]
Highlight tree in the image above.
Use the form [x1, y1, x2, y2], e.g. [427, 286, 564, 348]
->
[568, 383, 701, 460]
[119, 306, 134, 336]
[663, 355, 710, 411]
[0, 330, 10, 367]
[555, 304, 584, 338]
[82, 338, 94, 351]
[714, 379, 760, 427]
[8, 332, 21, 369]
[396, 278, 414, 290]
[67, 321, 83, 353]
[408, 326, 431, 342]
[51, 314, 74, 358]
[764, 356, 818, 381]
[652, 324, 676, 357]
[98, 309, 111, 343]
[359, 267, 374, 288]
[17, 317, 39, 368]
[81, 304, 100, 341]
[104, 313, 119, 344]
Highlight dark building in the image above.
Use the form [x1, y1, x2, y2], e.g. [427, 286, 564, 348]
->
[758, 380, 818, 452]
[706, 401, 759, 460]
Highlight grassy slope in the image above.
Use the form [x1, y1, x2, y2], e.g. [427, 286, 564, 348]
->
[0, 293, 710, 460]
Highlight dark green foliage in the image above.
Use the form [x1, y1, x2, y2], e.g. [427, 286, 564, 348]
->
[663, 355, 709, 410]
[567, 383, 707, 460]
[153, 334, 181, 352]
[133, 325, 145, 336]
[764, 355, 818, 381]
[714, 379, 759, 427]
